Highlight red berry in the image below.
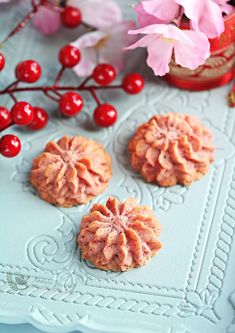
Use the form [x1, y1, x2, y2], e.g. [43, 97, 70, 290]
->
[0, 107, 11, 130]
[28, 107, 48, 130]
[59, 92, 83, 116]
[11, 101, 34, 126]
[93, 104, 117, 127]
[0, 53, 5, 71]
[16, 60, 41, 83]
[61, 6, 82, 28]
[0, 134, 21, 158]
[122, 73, 144, 94]
[59, 45, 81, 68]
[92, 64, 117, 86]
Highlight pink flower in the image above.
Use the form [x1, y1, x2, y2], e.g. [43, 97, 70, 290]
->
[134, 0, 232, 38]
[71, 21, 136, 76]
[175, 0, 226, 38]
[33, 7, 61, 35]
[127, 24, 210, 76]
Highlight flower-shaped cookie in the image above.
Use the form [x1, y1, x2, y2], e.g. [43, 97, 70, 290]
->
[128, 113, 215, 186]
[78, 197, 161, 271]
[30, 136, 112, 207]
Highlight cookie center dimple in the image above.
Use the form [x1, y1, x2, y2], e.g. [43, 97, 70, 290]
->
[165, 128, 180, 140]
[161, 123, 189, 141]
[61, 151, 78, 164]
[111, 215, 128, 232]
[152, 127, 180, 142]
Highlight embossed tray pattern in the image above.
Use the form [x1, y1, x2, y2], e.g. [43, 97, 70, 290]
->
[0, 2, 235, 333]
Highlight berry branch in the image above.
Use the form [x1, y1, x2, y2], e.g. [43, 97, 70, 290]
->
[0, 44, 144, 158]
[0, 1, 144, 158]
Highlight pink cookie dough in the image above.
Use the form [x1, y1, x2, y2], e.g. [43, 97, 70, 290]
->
[128, 113, 215, 186]
[30, 136, 112, 207]
[78, 197, 162, 272]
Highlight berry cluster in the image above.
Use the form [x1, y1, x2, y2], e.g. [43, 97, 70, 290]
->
[0, 55, 48, 157]
[0, 45, 144, 158]
[0, 100, 48, 158]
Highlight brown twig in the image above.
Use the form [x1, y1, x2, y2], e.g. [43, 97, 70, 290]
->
[0, 1, 42, 46]
[0, 83, 123, 131]
[54, 67, 65, 87]
[89, 88, 101, 105]
[0, 84, 122, 95]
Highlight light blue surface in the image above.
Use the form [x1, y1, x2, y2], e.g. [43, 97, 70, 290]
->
[0, 324, 66, 333]
[0, 324, 35, 333]
[0, 2, 235, 333]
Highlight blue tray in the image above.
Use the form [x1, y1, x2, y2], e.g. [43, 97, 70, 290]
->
[0, 2, 235, 333]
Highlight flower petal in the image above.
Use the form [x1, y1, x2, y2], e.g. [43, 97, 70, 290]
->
[174, 30, 210, 70]
[195, 0, 225, 38]
[99, 47, 124, 73]
[126, 34, 155, 50]
[134, 2, 162, 27]
[220, 4, 235, 15]
[146, 37, 174, 76]
[213, 0, 235, 15]
[71, 30, 107, 49]
[69, 0, 122, 28]
[142, 0, 180, 22]
[129, 24, 195, 46]
[73, 48, 97, 77]
[33, 7, 61, 35]
[176, 0, 225, 38]
[128, 24, 162, 35]
[100, 21, 137, 72]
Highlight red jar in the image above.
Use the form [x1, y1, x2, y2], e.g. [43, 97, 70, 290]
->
[165, 13, 235, 91]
